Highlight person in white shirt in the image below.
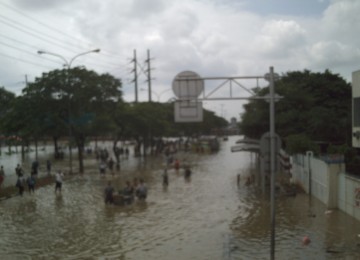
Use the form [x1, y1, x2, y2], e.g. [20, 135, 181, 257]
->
[55, 171, 64, 193]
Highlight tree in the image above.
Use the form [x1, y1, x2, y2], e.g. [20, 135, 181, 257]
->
[120, 102, 172, 156]
[0, 87, 16, 135]
[239, 70, 351, 153]
[20, 69, 71, 157]
[112, 101, 228, 156]
[0, 87, 16, 155]
[0, 86, 16, 115]
[22, 67, 123, 173]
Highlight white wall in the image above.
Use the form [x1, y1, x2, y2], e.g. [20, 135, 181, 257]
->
[338, 173, 360, 221]
[291, 152, 329, 205]
[291, 152, 360, 221]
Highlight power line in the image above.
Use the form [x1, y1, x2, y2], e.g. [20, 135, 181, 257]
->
[0, 13, 85, 54]
[0, 33, 43, 51]
[0, 17, 80, 55]
[0, 37, 120, 72]
[0, 40, 123, 72]
[0, 2, 93, 51]
[0, 51, 56, 70]
[0, 2, 126, 59]
[0, 41, 63, 65]
[0, 14, 125, 70]
[0, 2, 129, 82]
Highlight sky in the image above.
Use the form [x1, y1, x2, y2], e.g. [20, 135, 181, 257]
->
[0, 0, 359, 122]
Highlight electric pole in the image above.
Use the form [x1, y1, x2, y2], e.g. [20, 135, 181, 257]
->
[145, 49, 153, 102]
[132, 49, 138, 103]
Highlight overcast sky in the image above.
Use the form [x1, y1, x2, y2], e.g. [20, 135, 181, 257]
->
[0, 0, 359, 121]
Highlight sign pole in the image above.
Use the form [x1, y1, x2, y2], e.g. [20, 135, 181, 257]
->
[269, 66, 276, 259]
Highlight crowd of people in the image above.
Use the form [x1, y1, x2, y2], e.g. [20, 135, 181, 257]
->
[14, 162, 41, 196]
[92, 146, 147, 205]
[96, 148, 122, 175]
[99, 143, 192, 205]
[104, 178, 148, 205]
[0, 141, 193, 205]
[0, 160, 64, 197]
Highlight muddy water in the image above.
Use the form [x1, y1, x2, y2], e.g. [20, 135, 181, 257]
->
[0, 136, 360, 259]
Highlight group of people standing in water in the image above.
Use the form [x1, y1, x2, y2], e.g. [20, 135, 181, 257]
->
[162, 157, 192, 187]
[103, 154, 192, 205]
[10, 161, 63, 196]
[99, 142, 191, 205]
[104, 178, 147, 205]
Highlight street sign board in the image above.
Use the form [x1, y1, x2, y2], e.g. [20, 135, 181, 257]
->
[174, 101, 203, 122]
[173, 71, 204, 122]
[172, 71, 204, 100]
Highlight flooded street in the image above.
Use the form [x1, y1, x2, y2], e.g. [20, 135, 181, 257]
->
[0, 136, 360, 259]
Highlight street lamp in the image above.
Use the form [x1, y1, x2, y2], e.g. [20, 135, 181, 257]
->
[37, 49, 100, 68]
[37, 49, 100, 173]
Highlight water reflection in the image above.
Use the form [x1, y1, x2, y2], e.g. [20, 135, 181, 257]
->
[54, 194, 64, 210]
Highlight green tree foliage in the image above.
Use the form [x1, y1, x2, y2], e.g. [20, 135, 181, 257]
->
[21, 67, 123, 173]
[114, 101, 228, 140]
[125, 102, 171, 138]
[285, 134, 319, 155]
[0, 88, 25, 154]
[0, 86, 16, 115]
[114, 101, 228, 155]
[1, 95, 44, 149]
[173, 109, 228, 136]
[239, 70, 351, 153]
[0, 87, 16, 133]
[0, 67, 229, 172]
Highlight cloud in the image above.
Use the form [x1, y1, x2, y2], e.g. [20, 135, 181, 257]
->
[254, 20, 307, 58]
[130, 0, 168, 18]
[12, 0, 75, 10]
[322, 0, 360, 45]
[2, 0, 359, 120]
[309, 41, 360, 67]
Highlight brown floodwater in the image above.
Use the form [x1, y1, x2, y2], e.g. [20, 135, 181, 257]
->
[0, 136, 360, 259]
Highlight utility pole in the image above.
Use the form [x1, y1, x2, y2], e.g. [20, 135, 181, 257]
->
[269, 66, 276, 260]
[145, 49, 153, 102]
[24, 74, 29, 159]
[25, 74, 28, 87]
[132, 49, 138, 103]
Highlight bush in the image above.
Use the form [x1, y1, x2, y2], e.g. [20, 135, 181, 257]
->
[327, 144, 349, 154]
[285, 134, 319, 155]
[344, 147, 360, 176]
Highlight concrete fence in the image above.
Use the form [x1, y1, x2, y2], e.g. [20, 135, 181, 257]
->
[290, 151, 360, 221]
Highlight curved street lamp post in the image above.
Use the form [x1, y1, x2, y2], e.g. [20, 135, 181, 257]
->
[37, 49, 100, 173]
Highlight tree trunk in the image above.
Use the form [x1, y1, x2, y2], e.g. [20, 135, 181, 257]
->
[143, 135, 147, 158]
[77, 134, 85, 173]
[21, 141, 25, 159]
[53, 136, 58, 158]
[78, 145, 84, 173]
[113, 139, 119, 163]
[35, 138, 38, 161]
[134, 137, 141, 157]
